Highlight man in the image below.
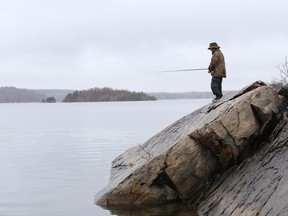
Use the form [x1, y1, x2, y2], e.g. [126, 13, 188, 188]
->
[208, 42, 226, 102]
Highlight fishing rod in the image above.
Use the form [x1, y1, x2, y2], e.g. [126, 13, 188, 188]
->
[157, 68, 208, 73]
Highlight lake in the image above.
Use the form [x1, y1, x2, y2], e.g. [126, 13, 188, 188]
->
[0, 99, 211, 216]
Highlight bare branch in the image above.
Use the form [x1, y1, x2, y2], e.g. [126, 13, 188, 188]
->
[274, 56, 288, 86]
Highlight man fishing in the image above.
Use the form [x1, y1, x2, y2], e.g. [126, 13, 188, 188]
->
[208, 42, 226, 102]
[158, 42, 226, 102]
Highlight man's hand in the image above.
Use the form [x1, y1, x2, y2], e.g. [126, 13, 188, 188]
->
[208, 65, 214, 72]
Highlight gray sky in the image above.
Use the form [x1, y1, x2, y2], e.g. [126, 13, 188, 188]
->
[0, 0, 287, 92]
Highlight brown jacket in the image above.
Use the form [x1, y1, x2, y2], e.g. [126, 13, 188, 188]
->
[209, 49, 226, 78]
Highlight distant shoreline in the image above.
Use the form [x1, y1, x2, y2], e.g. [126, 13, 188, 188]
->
[0, 86, 235, 103]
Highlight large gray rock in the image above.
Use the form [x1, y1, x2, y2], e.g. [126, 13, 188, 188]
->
[95, 81, 282, 208]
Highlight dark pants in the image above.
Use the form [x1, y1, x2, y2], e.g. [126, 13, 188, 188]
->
[211, 77, 223, 99]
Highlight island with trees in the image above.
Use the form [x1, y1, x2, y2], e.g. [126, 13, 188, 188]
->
[62, 87, 156, 102]
[41, 96, 56, 103]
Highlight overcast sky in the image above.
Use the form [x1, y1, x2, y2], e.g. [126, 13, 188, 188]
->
[0, 0, 287, 92]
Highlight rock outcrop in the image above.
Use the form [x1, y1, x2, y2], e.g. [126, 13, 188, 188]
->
[197, 110, 288, 215]
[95, 81, 287, 214]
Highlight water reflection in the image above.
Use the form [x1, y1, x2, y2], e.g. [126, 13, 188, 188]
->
[106, 203, 198, 216]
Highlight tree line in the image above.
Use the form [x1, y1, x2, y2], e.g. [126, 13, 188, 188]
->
[0, 87, 156, 103]
[0, 86, 45, 103]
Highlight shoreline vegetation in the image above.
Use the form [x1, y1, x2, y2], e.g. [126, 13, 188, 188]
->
[0, 86, 232, 103]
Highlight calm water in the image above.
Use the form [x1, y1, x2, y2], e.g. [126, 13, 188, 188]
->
[0, 99, 210, 216]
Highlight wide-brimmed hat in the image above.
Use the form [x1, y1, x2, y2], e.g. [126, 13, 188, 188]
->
[208, 42, 220, 50]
